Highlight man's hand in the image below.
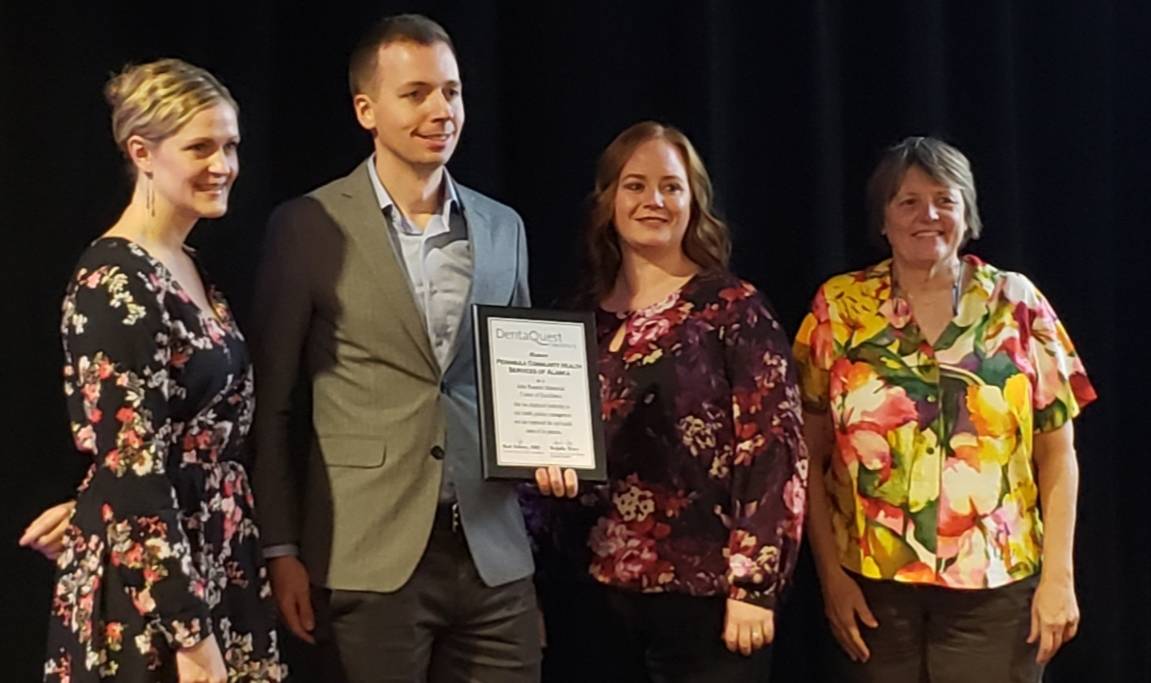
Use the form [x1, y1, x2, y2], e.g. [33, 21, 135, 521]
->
[19, 500, 76, 560]
[534, 466, 579, 498]
[723, 599, 775, 656]
[821, 567, 878, 662]
[269, 555, 316, 644]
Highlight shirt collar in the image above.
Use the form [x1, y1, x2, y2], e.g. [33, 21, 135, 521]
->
[366, 154, 460, 229]
[875, 253, 995, 330]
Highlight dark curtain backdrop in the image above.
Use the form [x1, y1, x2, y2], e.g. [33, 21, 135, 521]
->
[3, 1, 1147, 681]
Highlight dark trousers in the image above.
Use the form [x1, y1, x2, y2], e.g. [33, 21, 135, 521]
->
[299, 505, 541, 683]
[832, 574, 1044, 683]
[540, 580, 771, 683]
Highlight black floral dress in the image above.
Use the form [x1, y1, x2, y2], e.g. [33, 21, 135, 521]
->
[44, 238, 283, 682]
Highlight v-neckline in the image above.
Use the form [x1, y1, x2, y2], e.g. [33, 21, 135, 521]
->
[884, 256, 975, 350]
[96, 236, 228, 328]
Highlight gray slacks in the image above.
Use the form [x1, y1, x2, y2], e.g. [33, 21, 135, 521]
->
[308, 505, 541, 683]
[832, 573, 1044, 683]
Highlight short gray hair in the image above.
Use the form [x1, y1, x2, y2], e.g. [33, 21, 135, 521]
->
[866, 136, 982, 244]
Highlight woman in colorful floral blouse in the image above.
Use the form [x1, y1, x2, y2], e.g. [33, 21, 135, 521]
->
[529, 121, 807, 682]
[794, 136, 1095, 682]
[25, 60, 284, 682]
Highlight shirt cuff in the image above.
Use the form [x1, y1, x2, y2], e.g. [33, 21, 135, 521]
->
[263, 543, 299, 559]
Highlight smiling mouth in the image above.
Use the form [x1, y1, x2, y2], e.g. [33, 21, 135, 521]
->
[417, 132, 454, 141]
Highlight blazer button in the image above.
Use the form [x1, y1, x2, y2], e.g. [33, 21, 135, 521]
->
[430, 445, 445, 460]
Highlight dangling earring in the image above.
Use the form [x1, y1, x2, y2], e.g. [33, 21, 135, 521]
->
[145, 172, 155, 218]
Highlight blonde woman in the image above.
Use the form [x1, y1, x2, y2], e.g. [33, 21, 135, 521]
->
[31, 59, 283, 682]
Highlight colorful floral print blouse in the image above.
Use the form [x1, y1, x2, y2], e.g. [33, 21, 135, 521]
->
[528, 271, 807, 608]
[793, 255, 1096, 589]
[44, 239, 284, 682]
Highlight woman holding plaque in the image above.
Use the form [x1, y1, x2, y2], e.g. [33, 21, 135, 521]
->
[527, 121, 807, 682]
[794, 136, 1095, 681]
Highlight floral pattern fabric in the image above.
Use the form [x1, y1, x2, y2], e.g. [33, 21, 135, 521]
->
[793, 255, 1096, 589]
[529, 271, 807, 608]
[44, 238, 283, 682]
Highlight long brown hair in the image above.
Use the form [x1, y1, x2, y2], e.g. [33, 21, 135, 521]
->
[582, 121, 731, 304]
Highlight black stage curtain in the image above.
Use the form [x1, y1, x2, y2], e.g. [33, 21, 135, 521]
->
[3, 2, 1147, 680]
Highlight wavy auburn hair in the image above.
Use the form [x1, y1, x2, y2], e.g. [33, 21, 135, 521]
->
[582, 121, 730, 305]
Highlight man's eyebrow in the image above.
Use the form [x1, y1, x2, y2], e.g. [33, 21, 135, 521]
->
[396, 79, 462, 88]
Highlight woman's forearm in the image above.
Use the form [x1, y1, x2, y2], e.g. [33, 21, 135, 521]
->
[803, 410, 844, 581]
[1034, 422, 1079, 584]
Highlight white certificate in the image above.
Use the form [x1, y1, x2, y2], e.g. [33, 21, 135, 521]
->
[473, 306, 607, 481]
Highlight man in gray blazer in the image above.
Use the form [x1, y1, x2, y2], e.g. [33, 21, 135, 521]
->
[251, 14, 575, 682]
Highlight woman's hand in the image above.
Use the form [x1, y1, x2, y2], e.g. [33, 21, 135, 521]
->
[1028, 575, 1079, 664]
[18, 500, 76, 560]
[820, 567, 878, 662]
[1030, 423, 1081, 664]
[534, 466, 579, 498]
[723, 599, 774, 656]
[176, 634, 227, 683]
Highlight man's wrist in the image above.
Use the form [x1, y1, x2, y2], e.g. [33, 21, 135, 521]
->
[263, 544, 299, 559]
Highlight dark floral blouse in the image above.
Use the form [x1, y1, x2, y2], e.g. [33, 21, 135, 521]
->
[44, 238, 284, 682]
[526, 271, 808, 608]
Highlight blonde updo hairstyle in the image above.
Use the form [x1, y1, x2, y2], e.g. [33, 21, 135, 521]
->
[104, 58, 238, 176]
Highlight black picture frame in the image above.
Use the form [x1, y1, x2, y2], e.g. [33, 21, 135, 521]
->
[472, 304, 608, 482]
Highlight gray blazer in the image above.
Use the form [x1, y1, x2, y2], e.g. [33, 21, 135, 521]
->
[251, 161, 533, 592]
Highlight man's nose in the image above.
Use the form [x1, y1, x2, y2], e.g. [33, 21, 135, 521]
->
[428, 89, 453, 118]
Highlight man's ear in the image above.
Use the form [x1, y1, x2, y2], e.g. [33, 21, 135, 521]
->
[353, 93, 376, 132]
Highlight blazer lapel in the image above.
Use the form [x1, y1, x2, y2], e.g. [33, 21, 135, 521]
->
[443, 185, 514, 376]
[335, 162, 438, 378]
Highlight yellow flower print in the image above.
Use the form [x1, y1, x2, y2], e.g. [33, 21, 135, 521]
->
[862, 522, 918, 578]
[1004, 373, 1034, 434]
[959, 375, 1032, 468]
[968, 384, 1014, 436]
[822, 274, 890, 349]
[904, 426, 941, 513]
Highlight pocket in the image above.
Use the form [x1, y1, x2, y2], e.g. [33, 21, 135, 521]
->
[316, 434, 386, 468]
